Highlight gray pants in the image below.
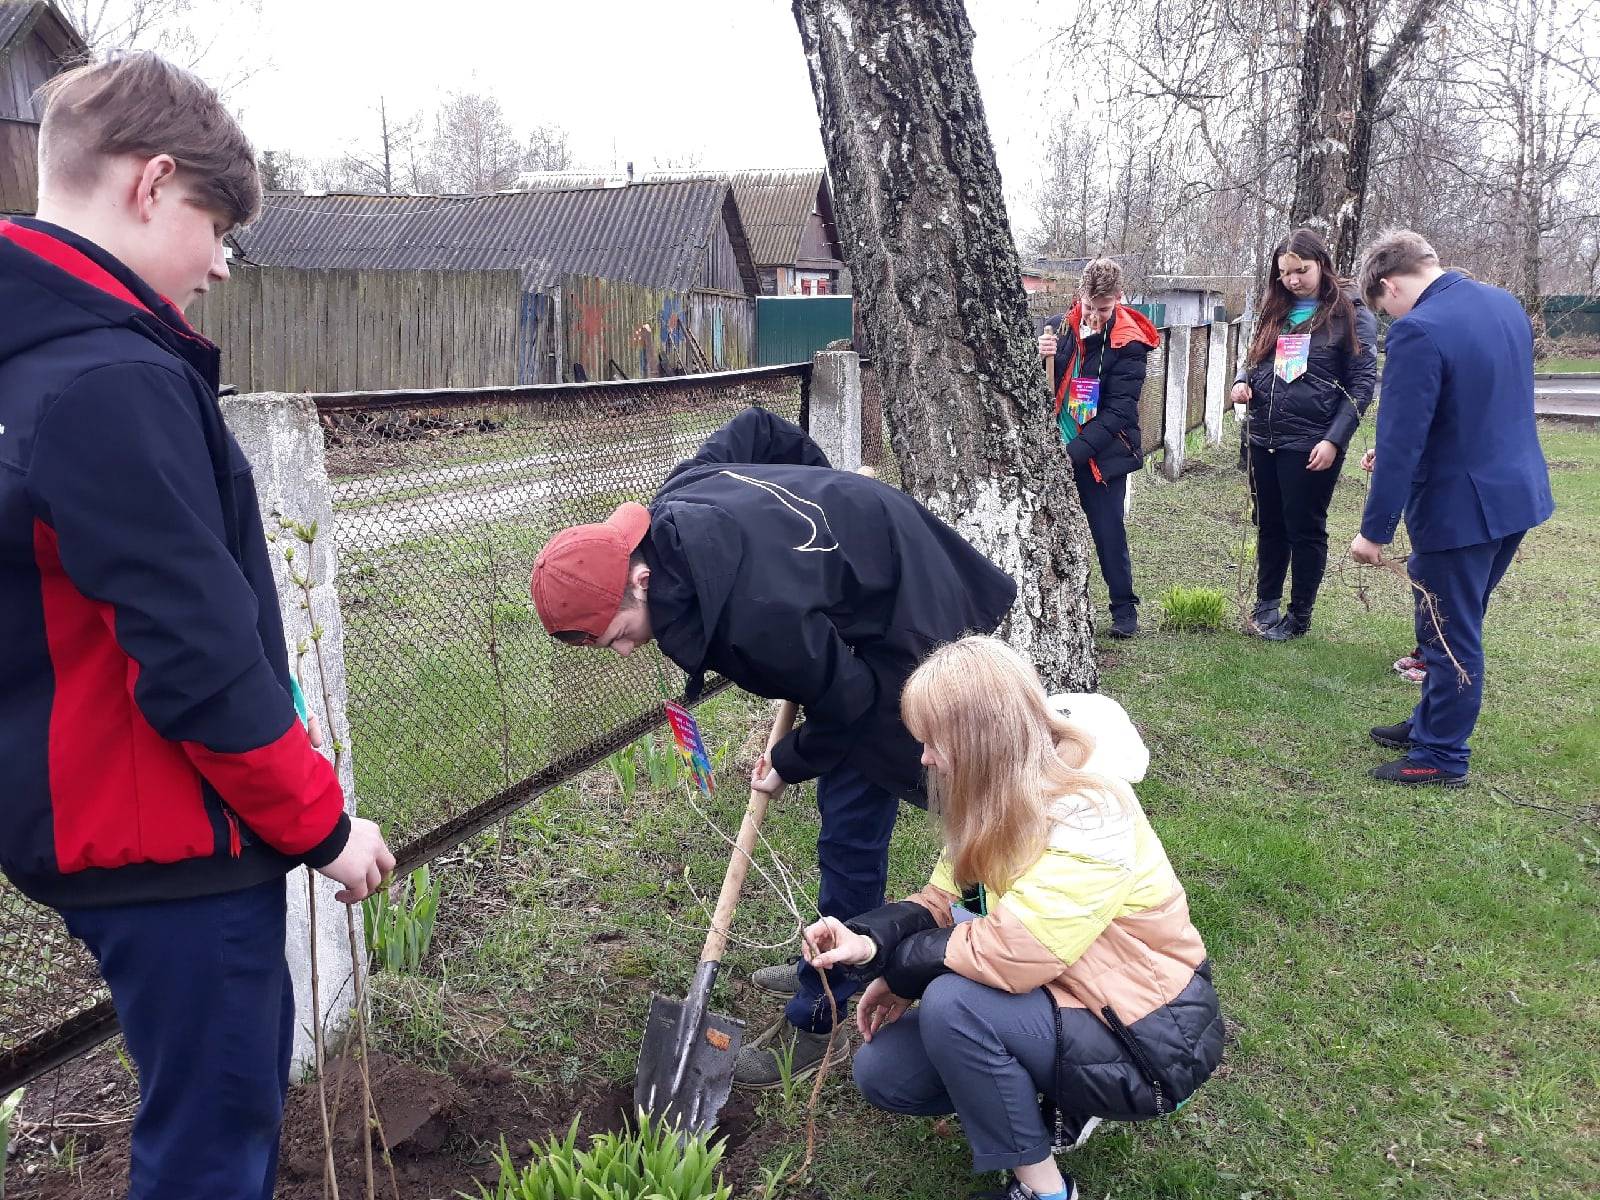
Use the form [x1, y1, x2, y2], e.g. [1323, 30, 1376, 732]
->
[852, 974, 1060, 1173]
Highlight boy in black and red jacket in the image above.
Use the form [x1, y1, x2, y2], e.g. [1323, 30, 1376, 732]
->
[0, 54, 393, 1199]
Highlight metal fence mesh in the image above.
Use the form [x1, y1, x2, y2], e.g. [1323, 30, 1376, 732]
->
[322, 368, 807, 862]
[0, 365, 808, 1091]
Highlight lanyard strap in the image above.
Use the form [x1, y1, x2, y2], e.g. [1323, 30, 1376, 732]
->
[1071, 309, 1113, 384]
[652, 650, 676, 705]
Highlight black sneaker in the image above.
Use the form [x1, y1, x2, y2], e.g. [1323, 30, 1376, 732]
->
[1249, 600, 1281, 635]
[1261, 611, 1309, 641]
[970, 1174, 1078, 1200]
[1370, 721, 1413, 750]
[1371, 759, 1468, 787]
[1108, 610, 1138, 640]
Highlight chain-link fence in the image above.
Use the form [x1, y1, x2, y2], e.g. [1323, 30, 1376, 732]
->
[0, 364, 811, 1092]
[322, 367, 807, 864]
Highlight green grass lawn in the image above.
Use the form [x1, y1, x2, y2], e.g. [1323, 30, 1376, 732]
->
[1536, 356, 1600, 373]
[359, 420, 1599, 1199]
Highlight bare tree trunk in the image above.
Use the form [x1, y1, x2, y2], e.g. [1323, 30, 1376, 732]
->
[792, 0, 1098, 690]
[1520, 0, 1552, 344]
[377, 97, 395, 193]
[1291, 0, 1446, 271]
[1289, 0, 1369, 263]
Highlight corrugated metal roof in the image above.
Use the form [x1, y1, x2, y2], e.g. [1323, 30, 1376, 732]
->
[516, 167, 838, 269]
[236, 180, 756, 294]
[723, 169, 830, 268]
[513, 171, 622, 192]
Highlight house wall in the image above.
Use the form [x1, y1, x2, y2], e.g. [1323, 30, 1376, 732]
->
[698, 210, 748, 295]
[0, 116, 38, 212]
[796, 210, 837, 264]
[562, 272, 753, 382]
[1142, 289, 1225, 327]
[1, 32, 56, 120]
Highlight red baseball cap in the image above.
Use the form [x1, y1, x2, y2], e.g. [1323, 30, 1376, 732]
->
[530, 502, 652, 642]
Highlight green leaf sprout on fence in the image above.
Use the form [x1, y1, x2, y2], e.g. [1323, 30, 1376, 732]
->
[362, 865, 441, 974]
[466, 1111, 732, 1200]
[1, 1087, 23, 1200]
[1160, 586, 1229, 632]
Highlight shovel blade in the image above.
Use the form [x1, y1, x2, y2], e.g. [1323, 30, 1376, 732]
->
[633, 992, 745, 1136]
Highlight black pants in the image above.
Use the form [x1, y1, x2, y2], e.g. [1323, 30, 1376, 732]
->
[1250, 442, 1344, 617]
[1074, 461, 1138, 617]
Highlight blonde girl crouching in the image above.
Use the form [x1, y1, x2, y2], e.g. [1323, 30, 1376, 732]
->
[803, 636, 1222, 1200]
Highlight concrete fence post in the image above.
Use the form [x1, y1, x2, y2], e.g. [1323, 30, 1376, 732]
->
[1161, 324, 1191, 480]
[221, 393, 359, 1078]
[809, 350, 863, 471]
[1234, 318, 1255, 378]
[1205, 320, 1229, 446]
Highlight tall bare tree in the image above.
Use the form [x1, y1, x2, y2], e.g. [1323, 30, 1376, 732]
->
[523, 122, 573, 172]
[1026, 126, 1103, 259]
[792, 0, 1098, 689]
[257, 149, 309, 191]
[427, 91, 523, 193]
[60, 0, 263, 92]
[339, 97, 426, 194]
[1051, 0, 1449, 277]
[1288, 0, 1448, 270]
[1451, 0, 1600, 325]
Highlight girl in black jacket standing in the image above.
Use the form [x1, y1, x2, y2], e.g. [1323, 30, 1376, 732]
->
[1230, 229, 1377, 640]
[1037, 259, 1161, 639]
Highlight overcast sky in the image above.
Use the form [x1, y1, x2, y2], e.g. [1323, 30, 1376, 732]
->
[222, 0, 1081, 234]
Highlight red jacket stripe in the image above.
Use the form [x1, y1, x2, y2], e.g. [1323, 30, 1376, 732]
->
[34, 520, 213, 871]
[183, 726, 344, 859]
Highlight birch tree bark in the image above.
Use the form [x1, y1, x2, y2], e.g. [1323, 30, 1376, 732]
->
[792, 0, 1098, 690]
[1289, 0, 1446, 271]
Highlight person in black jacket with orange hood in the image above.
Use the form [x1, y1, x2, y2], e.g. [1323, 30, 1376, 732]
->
[530, 407, 1016, 1089]
[1038, 259, 1160, 639]
[1230, 228, 1377, 640]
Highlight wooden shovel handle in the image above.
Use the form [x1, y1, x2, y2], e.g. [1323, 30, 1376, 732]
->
[700, 700, 799, 964]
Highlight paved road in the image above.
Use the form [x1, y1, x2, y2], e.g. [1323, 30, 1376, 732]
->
[1535, 373, 1600, 422]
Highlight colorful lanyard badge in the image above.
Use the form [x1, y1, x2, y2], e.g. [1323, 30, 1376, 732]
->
[1274, 304, 1316, 383]
[655, 657, 716, 797]
[1274, 333, 1310, 383]
[1057, 320, 1104, 443]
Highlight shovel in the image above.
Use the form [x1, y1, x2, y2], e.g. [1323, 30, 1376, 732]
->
[634, 699, 799, 1135]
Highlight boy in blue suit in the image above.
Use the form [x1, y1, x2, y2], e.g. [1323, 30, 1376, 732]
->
[1349, 230, 1554, 786]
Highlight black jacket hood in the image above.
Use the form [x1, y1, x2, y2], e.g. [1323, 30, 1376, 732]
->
[0, 218, 216, 380]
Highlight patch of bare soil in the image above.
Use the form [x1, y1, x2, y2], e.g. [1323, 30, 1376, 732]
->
[10, 1051, 790, 1200]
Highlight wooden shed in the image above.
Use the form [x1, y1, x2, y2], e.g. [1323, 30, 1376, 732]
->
[224, 179, 762, 385]
[0, 1, 85, 215]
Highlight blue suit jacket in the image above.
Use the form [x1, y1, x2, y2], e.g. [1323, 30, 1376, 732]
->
[1361, 273, 1554, 552]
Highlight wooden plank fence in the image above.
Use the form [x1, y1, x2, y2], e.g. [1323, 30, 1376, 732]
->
[190, 265, 536, 393]
[561, 273, 754, 382]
